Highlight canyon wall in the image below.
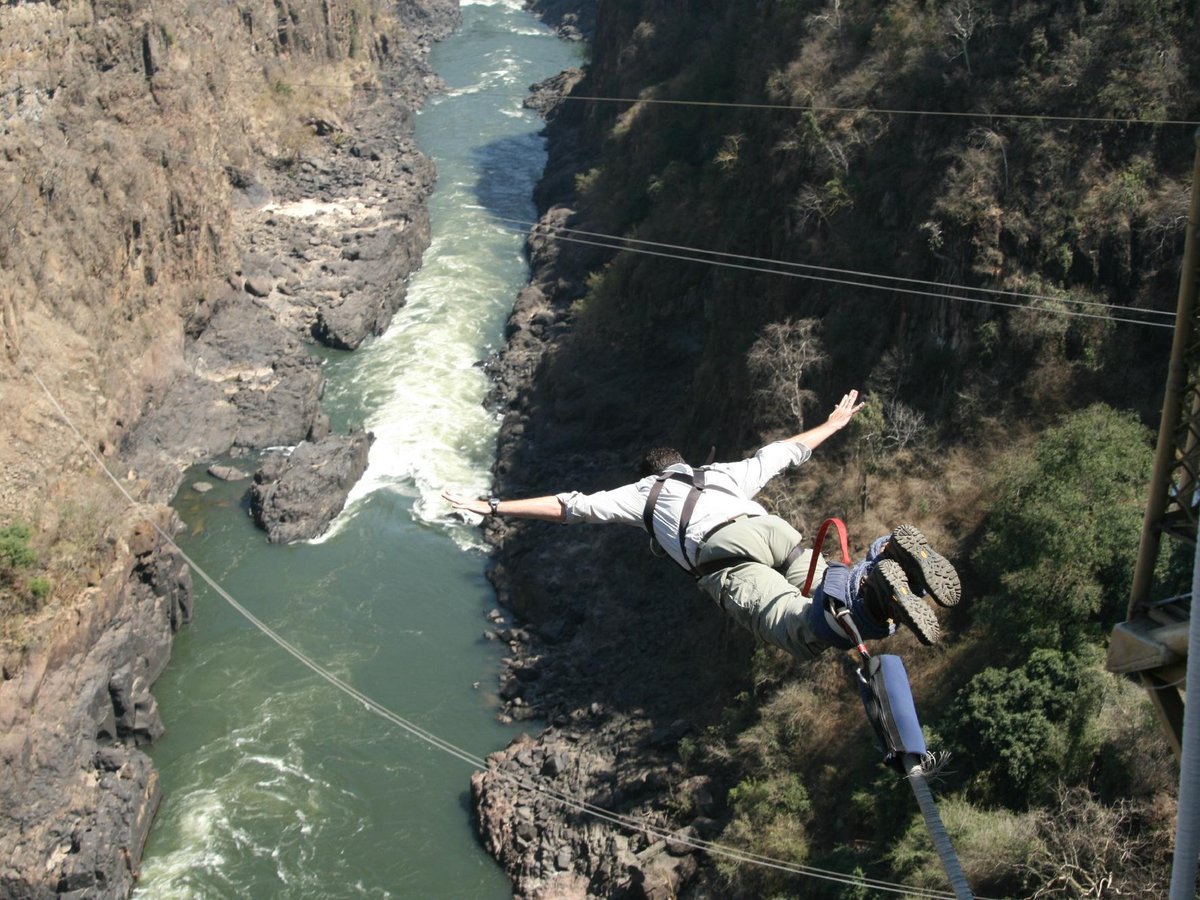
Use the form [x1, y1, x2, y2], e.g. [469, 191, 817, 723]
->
[0, 0, 459, 894]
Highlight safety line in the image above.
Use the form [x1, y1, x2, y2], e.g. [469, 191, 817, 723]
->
[491, 212, 1176, 321]
[497, 223, 1174, 329]
[4, 64, 1198, 128]
[555, 93, 1200, 128]
[17, 350, 971, 900]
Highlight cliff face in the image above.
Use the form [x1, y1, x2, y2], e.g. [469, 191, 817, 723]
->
[474, 0, 1197, 896]
[0, 0, 459, 894]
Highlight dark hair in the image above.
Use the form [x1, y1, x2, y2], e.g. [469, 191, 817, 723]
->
[639, 446, 686, 476]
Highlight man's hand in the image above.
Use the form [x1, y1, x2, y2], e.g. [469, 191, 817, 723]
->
[442, 490, 490, 517]
[441, 491, 565, 522]
[826, 389, 864, 430]
[783, 388, 865, 450]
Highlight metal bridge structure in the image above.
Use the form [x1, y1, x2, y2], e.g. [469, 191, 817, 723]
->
[1106, 132, 1200, 759]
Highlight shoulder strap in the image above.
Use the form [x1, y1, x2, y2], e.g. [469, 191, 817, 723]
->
[642, 473, 670, 535]
[676, 467, 706, 566]
[642, 468, 708, 572]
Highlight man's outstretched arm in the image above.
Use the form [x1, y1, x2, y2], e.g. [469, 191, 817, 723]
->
[442, 491, 565, 522]
[783, 389, 864, 451]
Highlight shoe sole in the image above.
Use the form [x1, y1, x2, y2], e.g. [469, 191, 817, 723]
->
[875, 559, 940, 646]
[889, 524, 961, 608]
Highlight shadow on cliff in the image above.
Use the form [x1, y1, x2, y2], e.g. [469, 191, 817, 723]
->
[472, 132, 554, 226]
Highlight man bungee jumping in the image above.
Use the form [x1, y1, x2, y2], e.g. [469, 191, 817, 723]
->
[443, 390, 960, 661]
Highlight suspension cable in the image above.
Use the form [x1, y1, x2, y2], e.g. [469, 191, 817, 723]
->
[495, 220, 1173, 329]
[490, 212, 1175, 322]
[5, 63, 1199, 128]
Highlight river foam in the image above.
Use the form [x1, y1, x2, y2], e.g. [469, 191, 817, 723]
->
[138, 6, 579, 896]
[318, 10, 571, 551]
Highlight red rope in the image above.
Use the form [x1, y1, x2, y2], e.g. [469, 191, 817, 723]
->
[803, 518, 870, 657]
[802, 517, 851, 595]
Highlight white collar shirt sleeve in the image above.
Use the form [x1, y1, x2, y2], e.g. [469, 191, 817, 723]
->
[556, 482, 647, 526]
[706, 441, 812, 497]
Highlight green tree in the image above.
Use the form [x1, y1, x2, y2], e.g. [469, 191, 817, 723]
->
[0, 524, 37, 580]
[971, 404, 1153, 651]
[717, 772, 813, 894]
[948, 648, 1107, 808]
[0, 522, 50, 619]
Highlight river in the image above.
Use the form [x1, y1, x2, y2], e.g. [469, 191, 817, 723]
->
[135, 4, 580, 896]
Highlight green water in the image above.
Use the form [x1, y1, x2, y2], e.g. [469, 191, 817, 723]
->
[136, 4, 581, 896]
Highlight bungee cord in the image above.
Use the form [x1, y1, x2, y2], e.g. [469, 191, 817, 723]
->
[16, 347, 979, 900]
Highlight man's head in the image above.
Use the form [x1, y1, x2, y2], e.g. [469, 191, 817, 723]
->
[639, 446, 686, 476]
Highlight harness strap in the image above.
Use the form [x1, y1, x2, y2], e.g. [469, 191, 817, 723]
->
[676, 467, 705, 566]
[831, 598, 870, 659]
[643, 471, 691, 558]
[803, 517, 870, 656]
[803, 517, 851, 596]
[642, 466, 771, 576]
[780, 541, 807, 575]
[642, 472, 681, 535]
[642, 467, 713, 574]
[700, 513, 749, 545]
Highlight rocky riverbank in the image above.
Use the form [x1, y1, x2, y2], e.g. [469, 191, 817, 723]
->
[468, 23, 752, 896]
[0, 1, 460, 894]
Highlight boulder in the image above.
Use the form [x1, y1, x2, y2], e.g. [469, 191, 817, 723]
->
[249, 430, 373, 543]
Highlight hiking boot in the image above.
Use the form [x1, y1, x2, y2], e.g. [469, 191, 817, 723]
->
[884, 524, 961, 608]
[865, 559, 940, 646]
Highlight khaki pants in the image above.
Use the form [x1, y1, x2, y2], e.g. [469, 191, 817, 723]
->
[695, 515, 830, 662]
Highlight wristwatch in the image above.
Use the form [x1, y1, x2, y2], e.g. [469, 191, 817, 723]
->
[488, 496, 501, 516]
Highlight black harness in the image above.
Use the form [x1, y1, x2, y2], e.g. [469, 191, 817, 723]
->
[642, 468, 708, 572]
[642, 467, 783, 577]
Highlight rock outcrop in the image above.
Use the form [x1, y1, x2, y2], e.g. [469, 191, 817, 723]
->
[249, 430, 373, 543]
[0, 0, 459, 894]
[525, 0, 596, 41]
[0, 511, 190, 900]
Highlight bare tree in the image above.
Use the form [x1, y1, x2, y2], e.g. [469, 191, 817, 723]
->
[1025, 787, 1171, 898]
[884, 399, 927, 451]
[747, 319, 828, 432]
[944, 1, 989, 76]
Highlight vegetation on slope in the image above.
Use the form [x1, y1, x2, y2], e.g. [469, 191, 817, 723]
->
[539, 0, 1197, 894]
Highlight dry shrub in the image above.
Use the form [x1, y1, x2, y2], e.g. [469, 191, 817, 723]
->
[743, 672, 840, 761]
[1090, 672, 1177, 802]
[0, 468, 131, 652]
[1026, 786, 1173, 898]
[890, 797, 1043, 896]
[251, 61, 359, 166]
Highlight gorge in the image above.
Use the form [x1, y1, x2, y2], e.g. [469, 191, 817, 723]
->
[3, 0, 1198, 897]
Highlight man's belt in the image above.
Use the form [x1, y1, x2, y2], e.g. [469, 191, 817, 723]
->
[698, 513, 754, 544]
[692, 514, 761, 578]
